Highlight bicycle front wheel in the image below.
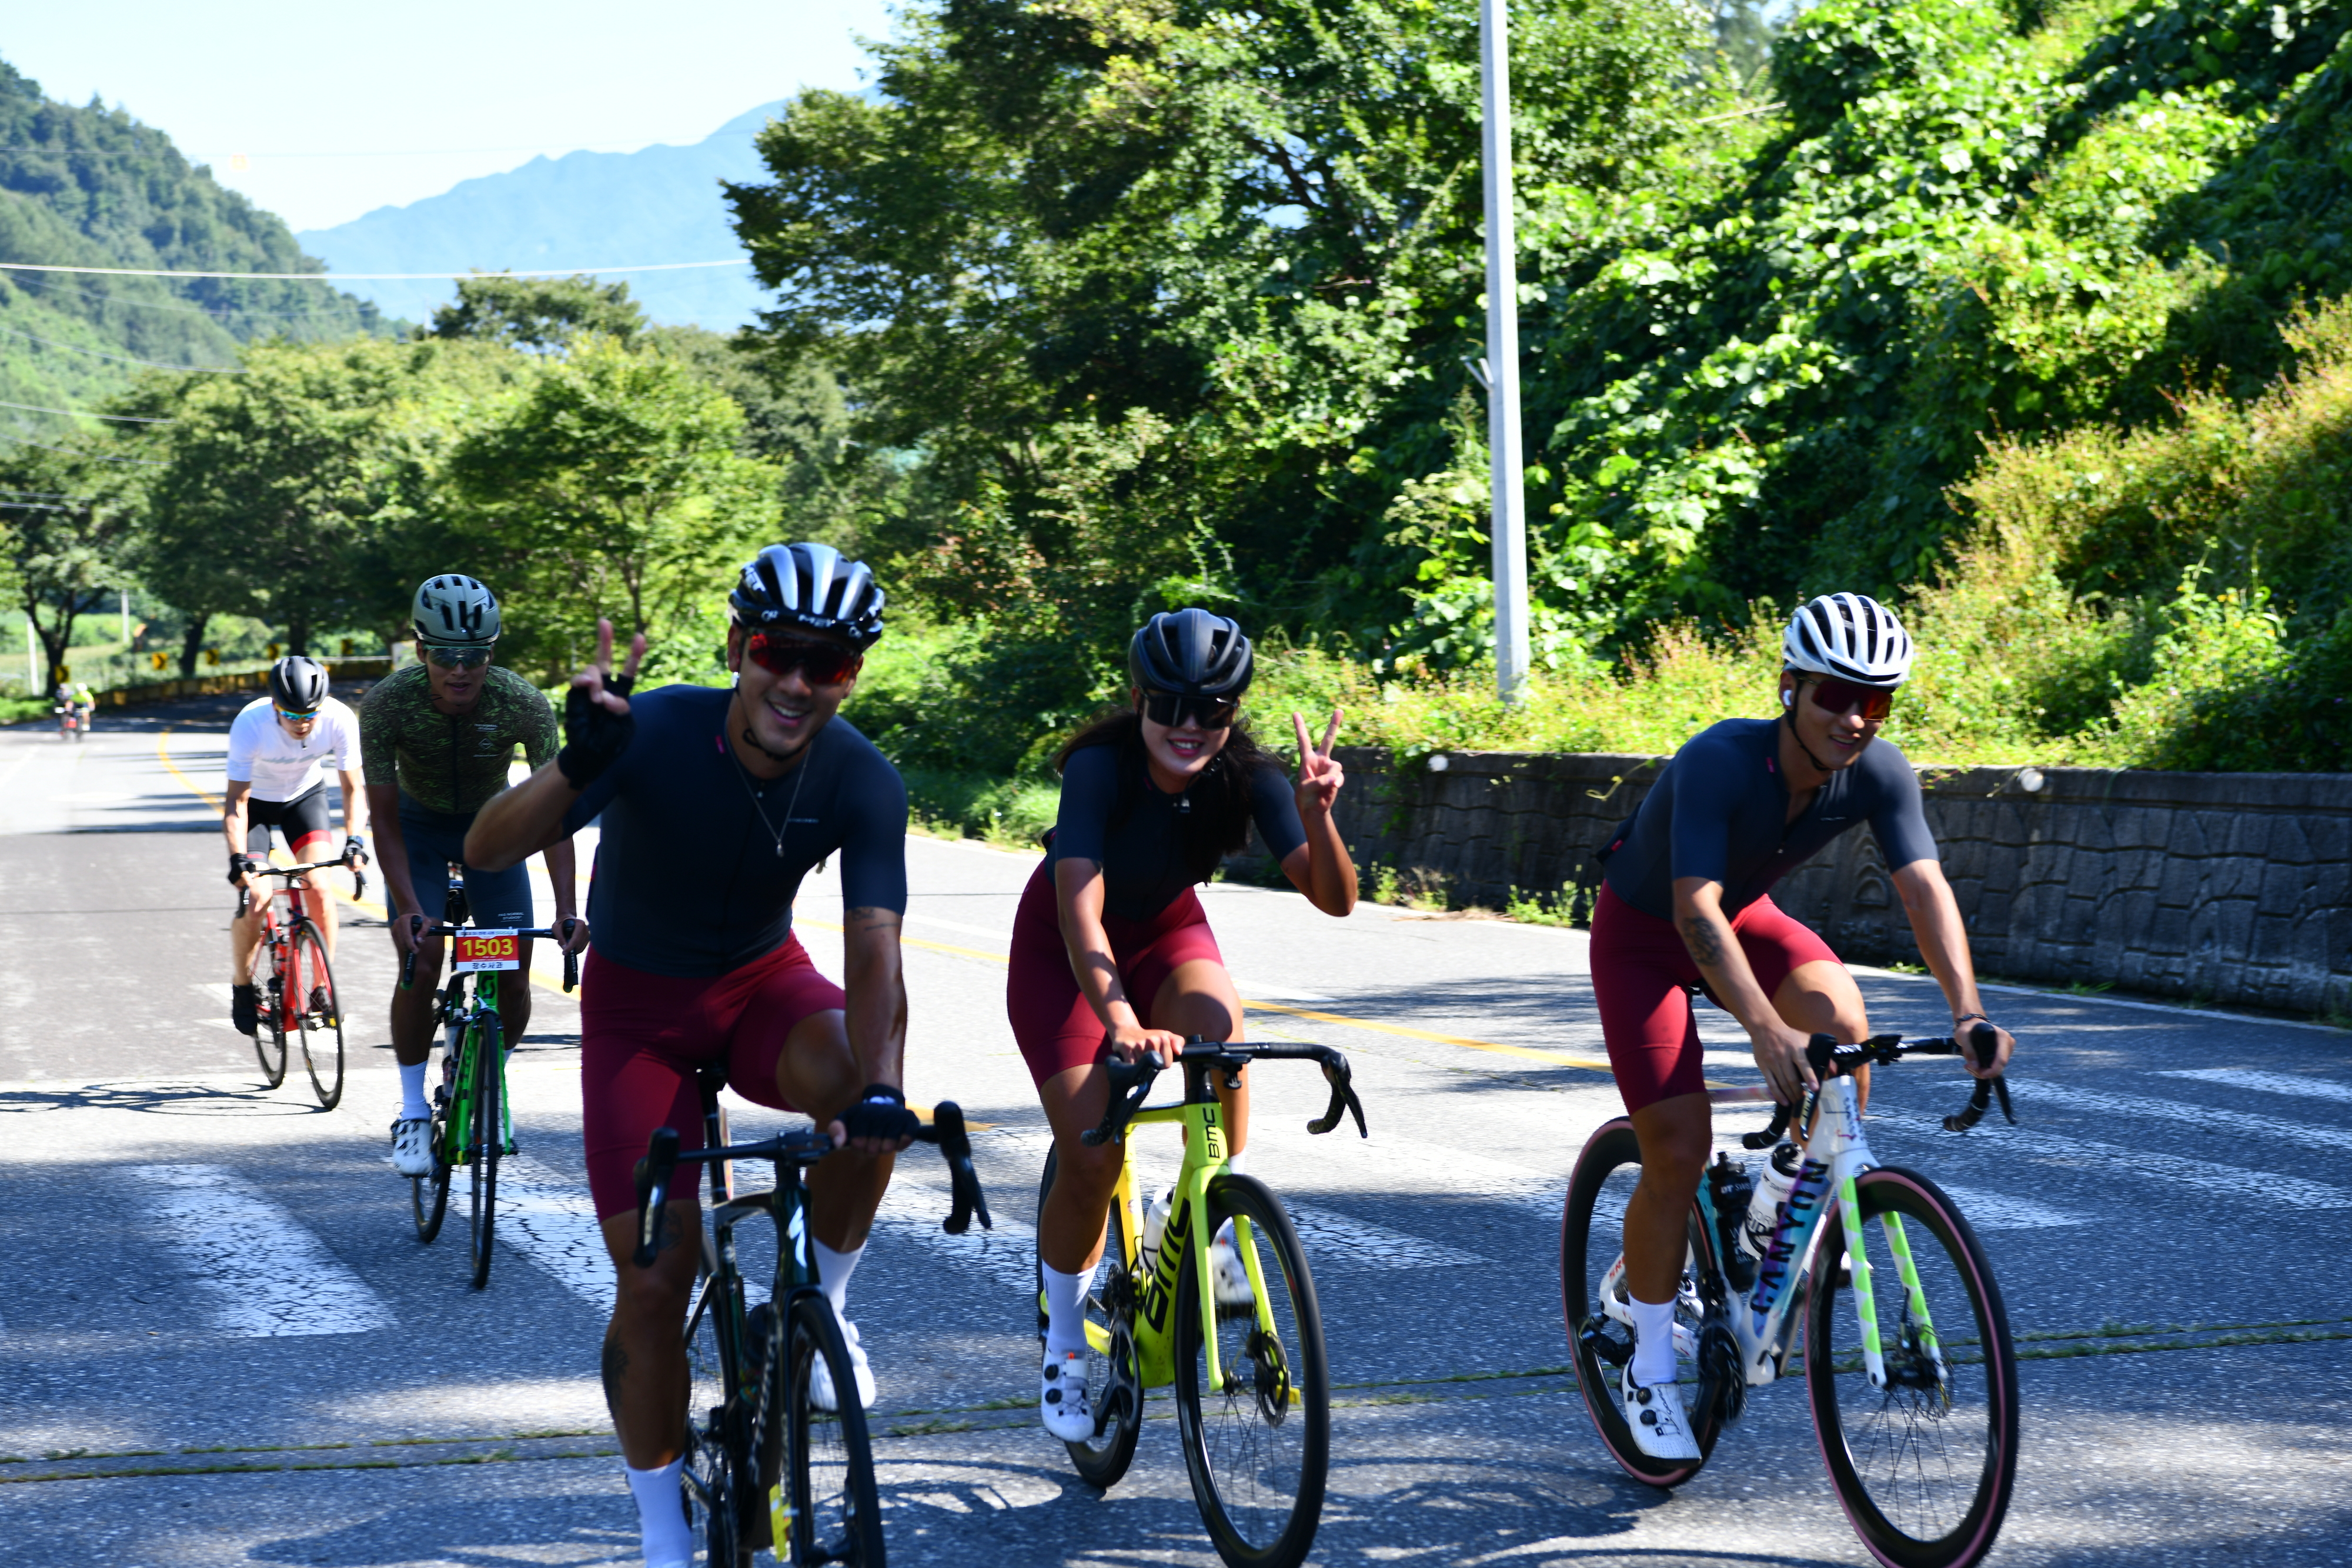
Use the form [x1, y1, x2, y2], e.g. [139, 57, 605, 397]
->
[1036, 1146, 1144, 1489]
[288, 921, 345, 1109]
[783, 1291, 884, 1566]
[1559, 1117, 1732, 1489]
[1172, 1174, 1328, 1568]
[249, 945, 287, 1088]
[683, 1262, 752, 1568]
[465, 1018, 501, 1289]
[1808, 1166, 2020, 1568]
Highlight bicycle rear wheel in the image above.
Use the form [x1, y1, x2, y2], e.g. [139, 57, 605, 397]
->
[249, 944, 287, 1088]
[1808, 1166, 2019, 1568]
[465, 1017, 501, 1289]
[1172, 1174, 1328, 1568]
[287, 921, 345, 1109]
[1036, 1146, 1145, 1489]
[1559, 1116, 1734, 1488]
[783, 1291, 884, 1565]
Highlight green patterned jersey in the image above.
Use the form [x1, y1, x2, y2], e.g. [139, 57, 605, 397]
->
[358, 663, 557, 816]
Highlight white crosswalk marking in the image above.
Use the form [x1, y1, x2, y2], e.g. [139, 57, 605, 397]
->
[2160, 1068, 2352, 1105]
[873, 1174, 1038, 1290]
[1867, 1111, 2350, 1208]
[496, 1155, 617, 1316]
[1931, 1184, 2086, 1229]
[125, 1164, 395, 1336]
[1279, 1205, 1487, 1268]
[2017, 1078, 2352, 1154]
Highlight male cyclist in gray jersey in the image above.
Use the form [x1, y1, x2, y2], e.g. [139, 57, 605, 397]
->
[1587, 594, 2016, 1460]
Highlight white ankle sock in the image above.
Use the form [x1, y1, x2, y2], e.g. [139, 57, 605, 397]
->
[1628, 1293, 1679, 1388]
[623, 1459, 690, 1567]
[1225, 1145, 1251, 1176]
[1041, 1261, 1095, 1356]
[397, 1062, 429, 1121]
[811, 1239, 862, 1322]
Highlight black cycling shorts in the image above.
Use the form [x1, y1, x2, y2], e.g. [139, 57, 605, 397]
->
[245, 785, 335, 855]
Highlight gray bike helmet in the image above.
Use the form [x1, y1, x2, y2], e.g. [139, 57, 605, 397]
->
[267, 655, 330, 712]
[1783, 593, 1914, 687]
[1129, 608, 1254, 698]
[729, 542, 886, 648]
[412, 574, 502, 646]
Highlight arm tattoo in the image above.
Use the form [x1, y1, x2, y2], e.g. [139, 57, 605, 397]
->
[1679, 914, 1726, 969]
[841, 907, 901, 935]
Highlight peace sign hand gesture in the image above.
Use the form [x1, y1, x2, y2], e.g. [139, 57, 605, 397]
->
[556, 617, 647, 788]
[1291, 708, 1346, 821]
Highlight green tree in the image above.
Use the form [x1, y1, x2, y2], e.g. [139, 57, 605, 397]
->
[0, 447, 133, 683]
[427, 273, 647, 353]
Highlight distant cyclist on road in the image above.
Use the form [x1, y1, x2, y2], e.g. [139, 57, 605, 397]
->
[466, 542, 921, 1568]
[361, 574, 584, 1181]
[1589, 593, 2017, 1460]
[225, 656, 366, 1037]
[1017, 607, 1356, 1442]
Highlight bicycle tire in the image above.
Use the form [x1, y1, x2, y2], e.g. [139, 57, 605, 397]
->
[683, 1262, 753, 1568]
[1172, 1174, 1328, 1568]
[1036, 1146, 1145, 1489]
[1808, 1166, 2019, 1568]
[249, 943, 288, 1088]
[1559, 1117, 1734, 1489]
[784, 1290, 884, 1566]
[466, 1014, 500, 1289]
[287, 920, 345, 1109]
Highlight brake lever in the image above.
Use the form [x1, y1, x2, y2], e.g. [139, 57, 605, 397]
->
[1742, 1100, 1795, 1150]
[632, 1128, 680, 1266]
[1080, 1052, 1162, 1147]
[1305, 1056, 1368, 1138]
[925, 1102, 993, 1235]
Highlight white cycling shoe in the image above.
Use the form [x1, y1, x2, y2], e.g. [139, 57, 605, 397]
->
[1209, 1227, 1257, 1308]
[1040, 1349, 1095, 1441]
[1621, 1363, 1701, 1461]
[389, 1118, 434, 1178]
[809, 1315, 877, 1412]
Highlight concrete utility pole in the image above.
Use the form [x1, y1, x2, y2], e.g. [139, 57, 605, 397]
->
[1480, 0, 1532, 703]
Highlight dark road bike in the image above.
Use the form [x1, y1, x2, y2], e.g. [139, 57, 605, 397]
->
[236, 844, 365, 1109]
[1562, 1027, 2021, 1568]
[633, 1076, 991, 1567]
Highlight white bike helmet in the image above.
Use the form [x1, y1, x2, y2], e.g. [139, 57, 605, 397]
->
[1783, 593, 1913, 687]
[412, 574, 502, 646]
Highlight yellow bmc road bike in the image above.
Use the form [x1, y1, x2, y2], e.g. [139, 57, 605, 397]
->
[1035, 1038, 1368, 1568]
[1562, 1028, 2021, 1568]
[237, 844, 365, 1109]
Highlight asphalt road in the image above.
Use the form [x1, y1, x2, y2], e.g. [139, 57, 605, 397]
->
[2, 697, 2348, 1568]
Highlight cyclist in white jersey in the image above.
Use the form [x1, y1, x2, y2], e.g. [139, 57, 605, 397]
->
[225, 657, 366, 1037]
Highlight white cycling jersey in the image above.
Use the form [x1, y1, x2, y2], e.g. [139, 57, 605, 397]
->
[225, 695, 362, 803]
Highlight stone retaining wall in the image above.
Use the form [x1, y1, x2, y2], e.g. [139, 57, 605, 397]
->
[1297, 747, 2352, 1017]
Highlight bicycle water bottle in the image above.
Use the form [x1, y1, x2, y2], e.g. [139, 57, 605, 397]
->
[1740, 1142, 1802, 1261]
[1706, 1155, 1758, 1294]
[1748, 1155, 1829, 1322]
[1139, 1185, 1174, 1276]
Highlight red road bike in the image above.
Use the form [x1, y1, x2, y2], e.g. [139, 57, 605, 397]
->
[237, 845, 365, 1108]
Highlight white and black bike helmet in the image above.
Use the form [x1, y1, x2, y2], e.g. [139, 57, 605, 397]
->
[267, 655, 330, 712]
[412, 574, 502, 647]
[729, 542, 886, 648]
[1783, 593, 1913, 687]
[1129, 607, 1254, 698]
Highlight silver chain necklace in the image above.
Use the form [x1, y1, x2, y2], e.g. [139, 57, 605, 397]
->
[727, 726, 814, 858]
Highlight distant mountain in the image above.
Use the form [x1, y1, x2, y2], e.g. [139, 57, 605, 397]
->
[0, 58, 388, 438]
[299, 103, 783, 332]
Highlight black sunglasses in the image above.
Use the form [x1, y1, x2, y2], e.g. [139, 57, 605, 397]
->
[746, 633, 862, 686]
[1141, 690, 1238, 730]
[422, 644, 492, 670]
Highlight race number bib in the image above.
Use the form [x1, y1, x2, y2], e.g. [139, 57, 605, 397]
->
[452, 929, 522, 972]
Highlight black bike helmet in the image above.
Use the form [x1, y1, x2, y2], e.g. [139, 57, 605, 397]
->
[1128, 608, 1254, 698]
[729, 542, 886, 649]
[267, 655, 330, 712]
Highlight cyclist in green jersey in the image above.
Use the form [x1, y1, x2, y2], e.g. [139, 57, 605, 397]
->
[362, 574, 587, 1178]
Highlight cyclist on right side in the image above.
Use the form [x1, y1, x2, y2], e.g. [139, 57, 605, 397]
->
[1588, 592, 2016, 1461]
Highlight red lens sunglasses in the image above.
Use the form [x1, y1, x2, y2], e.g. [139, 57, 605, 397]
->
[745, 633, 861, 686]
[1807, 676, 1896, 723]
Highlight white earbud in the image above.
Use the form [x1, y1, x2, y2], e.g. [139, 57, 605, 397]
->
[1781, 687, 1795, 708]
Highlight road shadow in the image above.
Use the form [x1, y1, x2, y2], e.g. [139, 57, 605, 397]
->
[0, 1079, 333, 1119]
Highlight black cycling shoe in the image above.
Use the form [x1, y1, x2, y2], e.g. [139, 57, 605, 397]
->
[230, 983, 259, 1037]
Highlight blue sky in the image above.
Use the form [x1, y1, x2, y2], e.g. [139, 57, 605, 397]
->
[5, 0, 894, 232]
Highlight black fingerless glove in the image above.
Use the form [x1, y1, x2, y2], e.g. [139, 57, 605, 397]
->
[557, 673, 636, 788]
[838, 1083, 923, 1143]
[228, 852, 258, 886]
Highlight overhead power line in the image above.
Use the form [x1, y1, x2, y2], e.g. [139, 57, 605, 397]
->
[0, 398, 174, 423]
[0, 324, 242, 372]
[10, 272, 382, 323]
[2, 430, 166, 464]
[0, 260, 749, 281]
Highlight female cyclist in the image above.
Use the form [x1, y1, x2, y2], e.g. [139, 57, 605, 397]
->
[1011, 607, 1357, 1441]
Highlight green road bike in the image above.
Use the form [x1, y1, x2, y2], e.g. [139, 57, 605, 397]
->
[1563, 1028, 2021, 1568]
[633, 1079, 992, 1566]
[1035, 1038, 1368, 1568]
[402, 872, 577, 1289]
